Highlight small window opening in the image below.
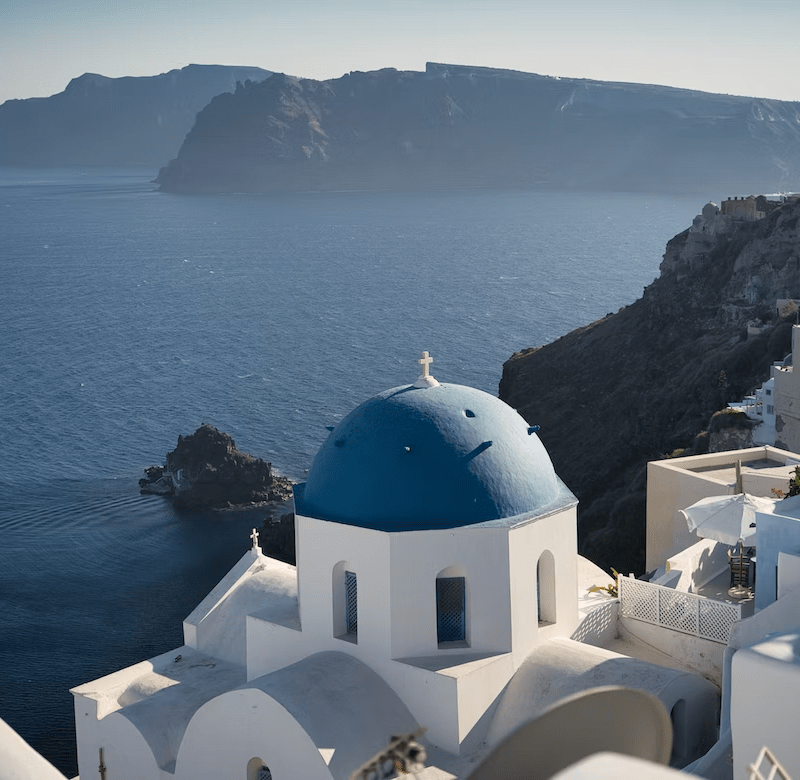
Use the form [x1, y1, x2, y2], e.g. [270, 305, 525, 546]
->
[247, 757, 272, 780]
[333, 562, 357, 643]
[437, 577, 465, 643]
[464, 409, 476, 418]
[537, 550, 557, 625]
[345, 570, 358, 635]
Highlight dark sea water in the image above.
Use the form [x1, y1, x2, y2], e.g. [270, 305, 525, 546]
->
[0, 168, 703, 775]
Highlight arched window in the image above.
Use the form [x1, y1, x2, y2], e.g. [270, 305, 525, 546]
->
[537, 550, 556, 625]
[436, 567, 466, 645]
[332, 561, 357, 642]
[345, 571, 358, 634]
[247, 757, 272, 780]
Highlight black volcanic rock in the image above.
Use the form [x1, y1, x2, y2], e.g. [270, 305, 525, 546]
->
[499, 198, 800, 575]
[141, 424, 293, 510]
[0, 64, 271, 168]
[259, 511, 296, 564]
[156, 62, 800, 194]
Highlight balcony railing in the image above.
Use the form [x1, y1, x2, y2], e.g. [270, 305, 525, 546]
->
[618, 575, 742, 644]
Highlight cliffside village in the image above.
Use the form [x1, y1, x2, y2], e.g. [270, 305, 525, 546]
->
[712, 192, 800, 453]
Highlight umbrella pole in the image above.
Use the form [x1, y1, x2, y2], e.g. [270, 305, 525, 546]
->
[739, 538, 744, 588]
[729, 538, 750, 599]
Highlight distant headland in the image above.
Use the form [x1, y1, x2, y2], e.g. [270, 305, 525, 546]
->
[0, 64, 271, 168]
[3, 61, 800, 195]
[155, 63, 800, 195]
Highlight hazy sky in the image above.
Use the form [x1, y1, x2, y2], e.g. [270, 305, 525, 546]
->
[2, 0, 799, 105]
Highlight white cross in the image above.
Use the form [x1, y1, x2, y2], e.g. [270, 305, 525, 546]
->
[413, 350, 440, 388]
[418, 351, 433, 377]
[250, 528, 260, 549]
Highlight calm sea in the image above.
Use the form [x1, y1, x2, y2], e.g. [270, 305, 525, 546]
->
[0, 168, 703, 774]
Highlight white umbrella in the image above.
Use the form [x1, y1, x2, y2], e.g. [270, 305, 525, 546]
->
[679, 493, 775, 546]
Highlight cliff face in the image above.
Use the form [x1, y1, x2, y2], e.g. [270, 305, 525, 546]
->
[0, 65, 271, 168]
[499, 198, 800, 574]
[157, 62, 800, 194]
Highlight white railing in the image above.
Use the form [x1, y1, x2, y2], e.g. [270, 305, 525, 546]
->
[749, 746, 792, 780]
[618, 575, 742, 644]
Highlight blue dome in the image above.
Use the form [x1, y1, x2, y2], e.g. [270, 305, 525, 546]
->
[297, 383, 563, 531]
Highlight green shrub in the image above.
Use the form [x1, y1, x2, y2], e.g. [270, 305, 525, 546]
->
[709, 408, 750, 433]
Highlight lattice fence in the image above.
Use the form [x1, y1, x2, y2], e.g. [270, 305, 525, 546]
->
[618, 575, 742, 644]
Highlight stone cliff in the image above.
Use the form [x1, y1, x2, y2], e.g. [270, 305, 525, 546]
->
[156, 62, 800, 195]
[0, 65, 271, 168]
[499, 197, 800, 575]
[141, 424, 293, 510]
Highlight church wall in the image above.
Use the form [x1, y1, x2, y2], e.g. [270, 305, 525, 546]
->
[508, 506, 579, 663]
[73, 661, 163, 779]
[389, 663, 462, 752]
[246, 616, 306, 679]
[244, 515, 518, 756]
[449, 652, 516, 748]
[73, 695, 101, 780]
[73, 698, 162, 780]
[174, 688, 334, 780]
[388, 526, 512, 659]
[183, 551, 302, 669]
[295, 516, 393, 660]
[183, 550, 261, 653]
[385, 653, 515, 755]
[246, 513, 396, 682]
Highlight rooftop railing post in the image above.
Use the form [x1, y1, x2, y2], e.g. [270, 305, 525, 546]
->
[694, 596, 700, 638]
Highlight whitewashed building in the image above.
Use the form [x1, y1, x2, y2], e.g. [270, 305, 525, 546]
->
[64, 355, 720, 780]
[775, 325, 800, 453]
[642, 446, 800, 780]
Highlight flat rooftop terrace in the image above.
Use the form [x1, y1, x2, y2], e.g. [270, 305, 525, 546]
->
[696, 569, 756, 618]
[686, 458, 798, 485]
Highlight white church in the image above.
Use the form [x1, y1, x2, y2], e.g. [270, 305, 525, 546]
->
[8, 352, 800, 780]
